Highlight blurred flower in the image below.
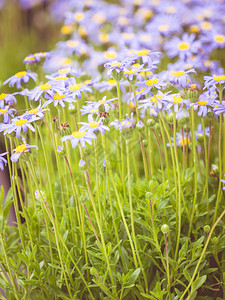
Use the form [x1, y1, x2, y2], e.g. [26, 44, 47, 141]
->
[4, 71, 37, 89]
[0, 152, 8, 171]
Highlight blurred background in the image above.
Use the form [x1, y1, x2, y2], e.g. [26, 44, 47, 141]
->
[0, 0, 60, 83]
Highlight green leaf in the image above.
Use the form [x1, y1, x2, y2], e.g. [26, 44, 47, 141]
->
[126, 268, 141, 287]
[191, 275, 206, 293]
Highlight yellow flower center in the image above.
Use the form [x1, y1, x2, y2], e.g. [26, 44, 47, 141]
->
[111, 62, 121, 67]
[104, 51, 117, 59]
[197, 101, 207, 106]
[122, 120, 131, 127]
[91, 109, 98, 113]
[201, 21, 212, 30]
[171, 96, 182, 103]
[190, 25, 200, 33]
[69, 84, 82, 91]
[146, 78, 159, 86]
[25, 55, 35, 61]
[0, 109, 7, 113]
[124, 69, 137, 74]
[137, 49, 149, 56]
[178, 42, 190, 51]
[74, 12, 84, 21]
[89, 122, 99, 128]
[136, 88, 146, 94]
[99, 33, 109, 43]
[72, 131, 86, 137]
[58, 68, 70, 74]
[92, 12, 106, 24]
[82, 80, 91, 85]
[107, 79, 116, 85]
[158, 24, 169, 32]
[54, 93, 65, 100]
[15, 144, 27, 153]
[15, 71, 27, 77]
[214, 35, 225, 43]
[67, 40, 79, 48]
[150, 96, 158, 103]
[0, 93, 7, 100]
[213, 75, 225, 82]
[15, 119, 27, 125]
[55, 76, 68, 81]
[133, 63, 140, 67]
[29, 108, 39, 114]
[140, 71, 153, 76]
[179, 138, 190, 146]
[171, 70, 185, 77]
[38, 84, 51, 90]
[99, 99, 106, 104]
[61, 25, 73, 35]
[62, 58, 72, 65]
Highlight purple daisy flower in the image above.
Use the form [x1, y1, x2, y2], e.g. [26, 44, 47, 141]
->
[164, 33, 200, 59]
[61, 130, 97, 148]
[79, 114, 109, 134]
[168, 68, 196, 88]
[11, 140, 38, 163]
[0, 106, 16, 123]
[0, 93, 17, 108]
[29, 83, 62, 102]
[1, 116, 35, 138]
[23, 101, 51, 121]
[204, 74, 225, 90]
[110, 113, 135, 132]
[192, 99, 214, 117]
[4, 70, 37, 89]
[195, 124, 210, 141]
[0, 152, 8, 171]
[137, 73, 168, 94]
[163, 94, 191, 113]
[85, 96, 116, 113]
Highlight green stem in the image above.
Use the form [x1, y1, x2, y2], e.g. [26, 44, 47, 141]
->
[201, 119, 209, 219]
[126, 138, 148, 291]
[189, 107, 198, 236]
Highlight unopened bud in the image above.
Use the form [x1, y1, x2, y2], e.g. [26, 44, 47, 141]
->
[161, 224, 170, 234]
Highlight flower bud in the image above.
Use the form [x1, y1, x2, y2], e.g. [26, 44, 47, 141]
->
[212, 164, 219, 176]
[146, 118, 155, 128]
[145, 192, 153, 199]
[161, 224, 170, 234]
[112, 70, 123, 81]
[57, 145, 65, 157]
[35, 190, 47, 202]
[79, 159, 87, 171]
[178, 117, 188, 127]
[204, 225, 210, 233]
[166, 115, 174, 124]
[142, 139, 148, 147]
[154, 122, 160, 132]
[149, 178, 158, 190]
[136, 121, 145, 133]
[212, 237, 218, 244]
[68, 104, 77, 114]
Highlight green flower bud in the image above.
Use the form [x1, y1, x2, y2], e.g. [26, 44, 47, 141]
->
[166, 115, 174, 124]
[145, 192, 153, 199]
[196, 134, 204, 143]
[146, 118, 155, 128]
[35, 190, 47, 202]
[212, 164, 219, 176]
[204, 225, 210, 233]
[207, 111, 214, 120]
[136, 121, 145, 133]
[142, 139, 148, 147]
[161, 224, 170, 234]
[149, 179, 158, 190]
[154, 123, 160, 132]
[212, 237, 218, 244]
[98, 104, 105, 113]
[178, 117, 187, 127]
[68, 104, 77, 114]
[112, 70, 123, 81]
[57, 146, 65, 157]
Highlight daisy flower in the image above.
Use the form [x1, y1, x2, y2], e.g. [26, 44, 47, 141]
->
[29, 83, 62, 101]
[192, 99, 215, 117]
[127, 49, 161, 67]
[79, 114, 109, 134]
[1, 116, 35, 138]
[11, 141, 38, 163]
[163, 94, 191, 113]
[23, 102, 51, 121]
[204, 74, 225, 89]
[0, 93, 17, 108]
[195, 124, 210, 141]
[61, 130, 97, 148]
[137, 73, 168, 94]
[85, 96, 116, 113]
[0, 106, 16, 123]
[110, 113, 135, 132]
[4, 70, 37, 89]
[164, 33, 200, 59]
[0, 152, 8, 171]
[168, 68, 196, 88]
